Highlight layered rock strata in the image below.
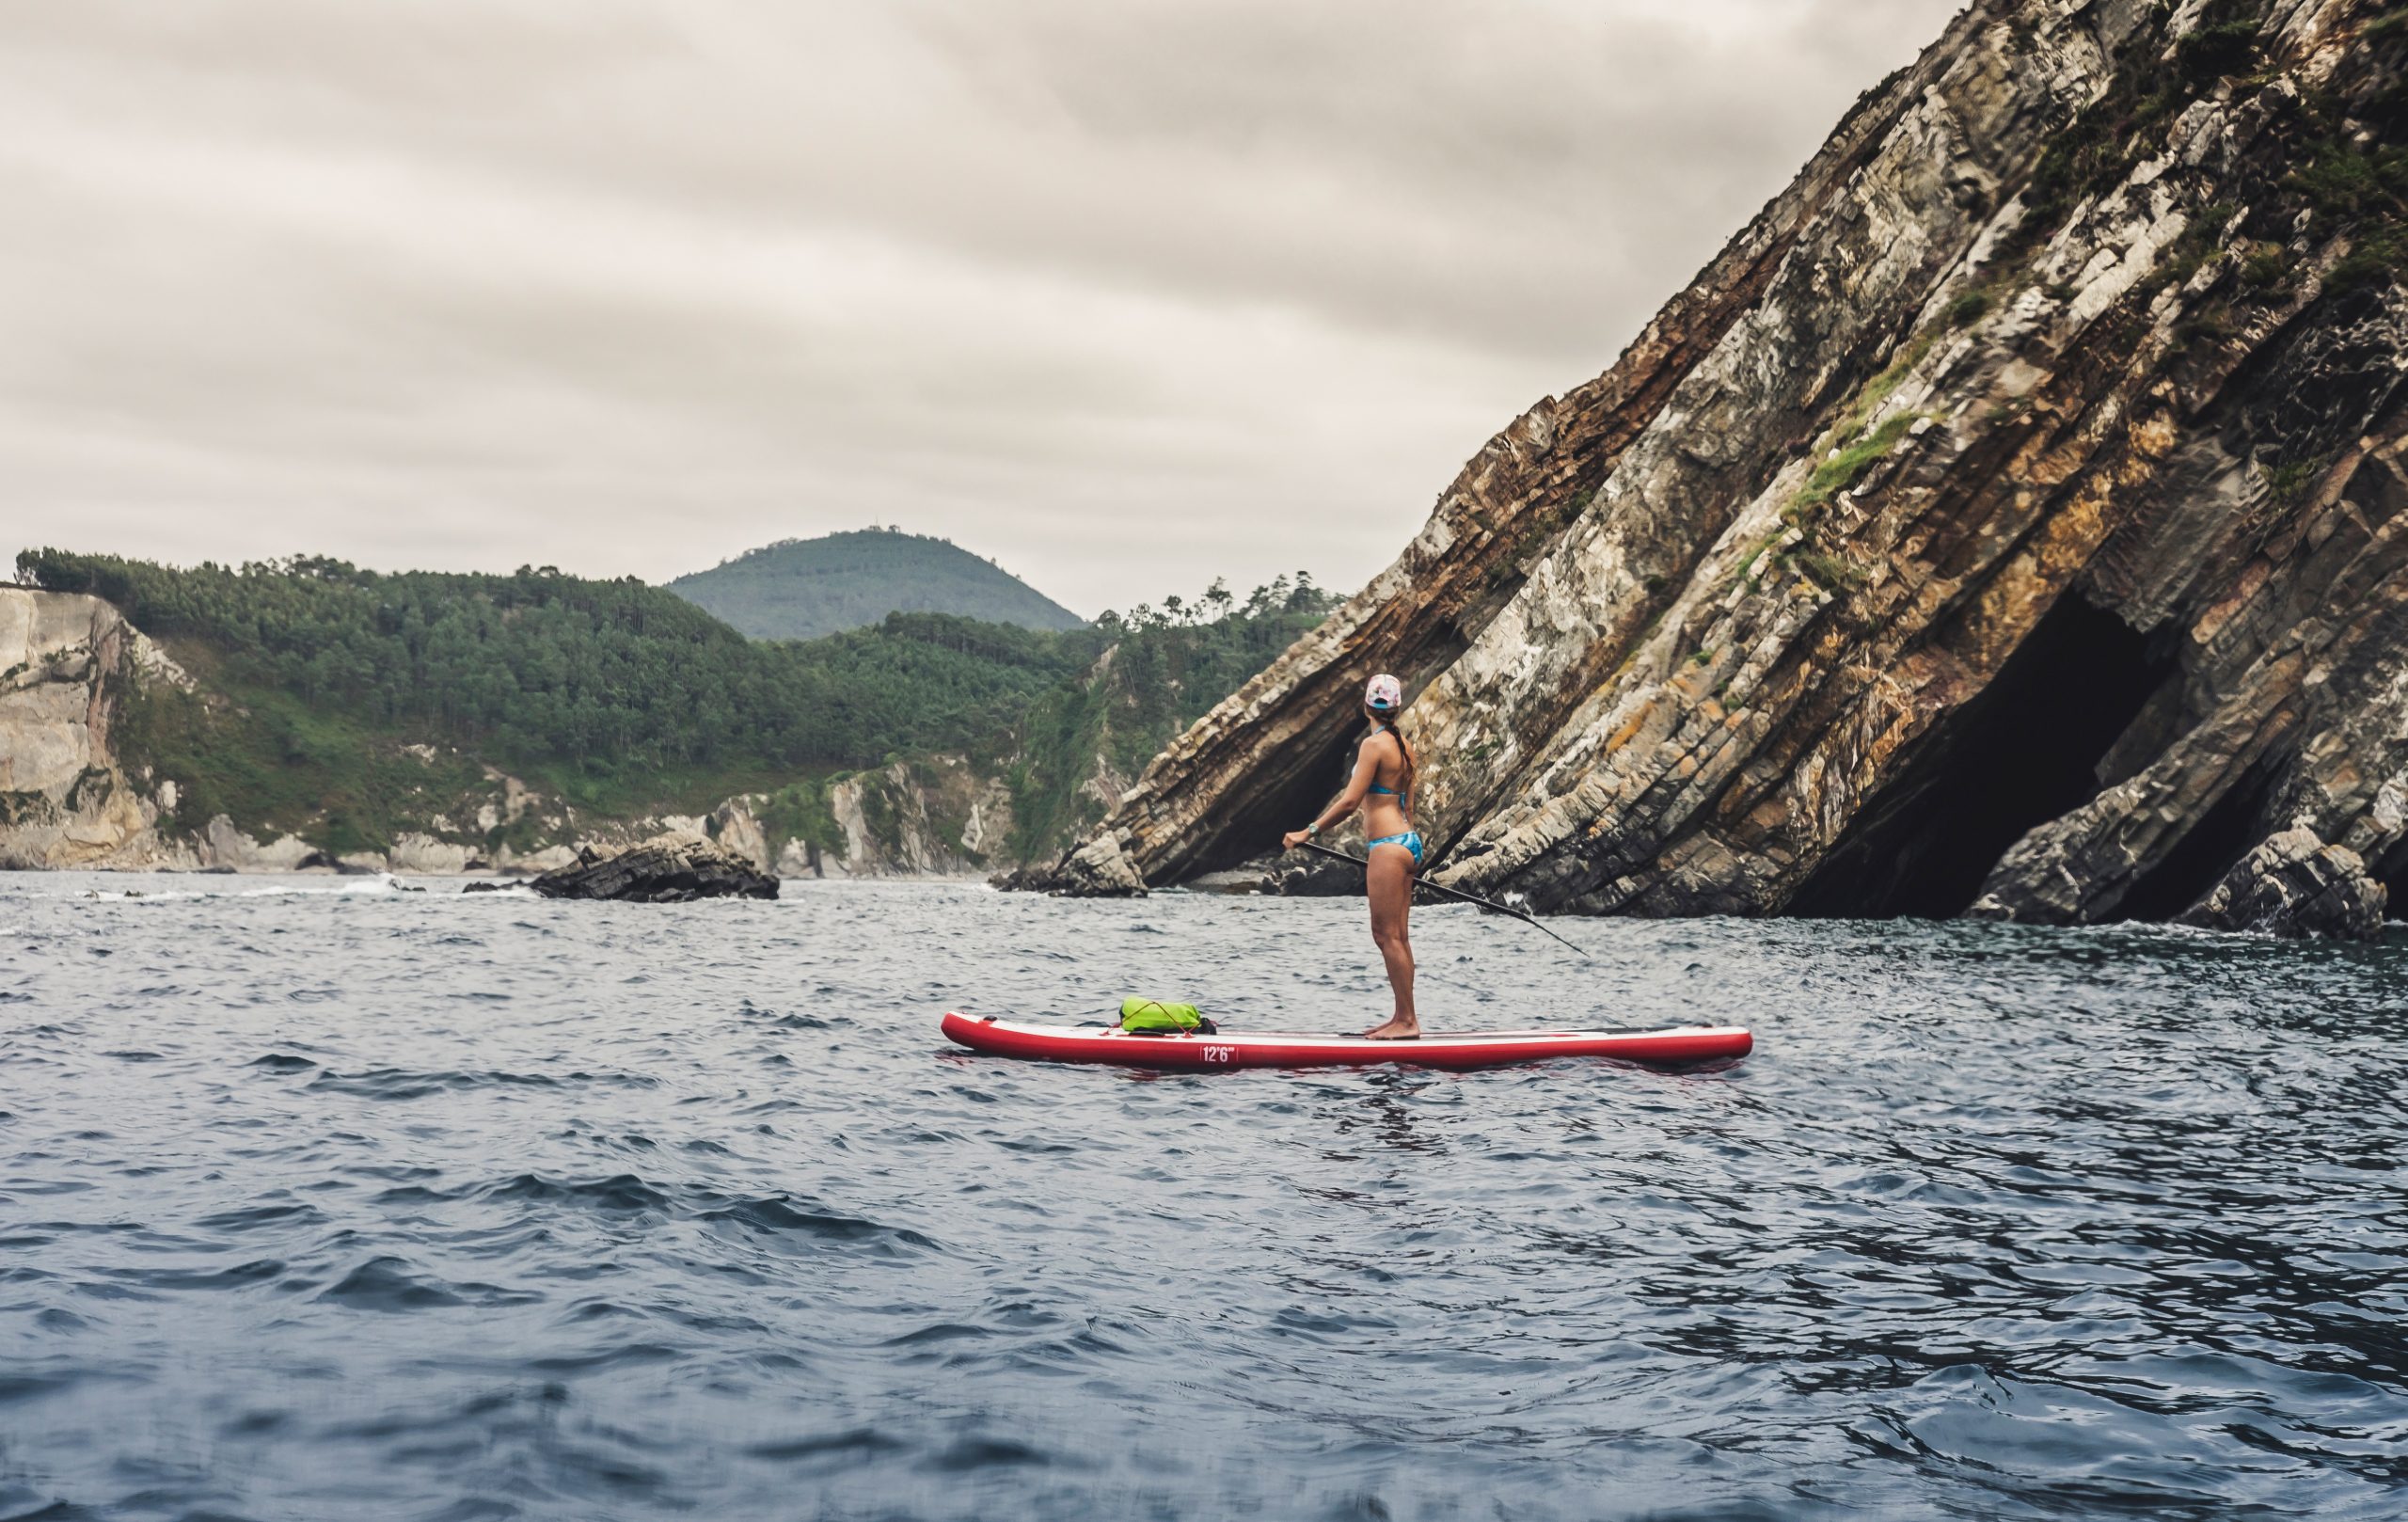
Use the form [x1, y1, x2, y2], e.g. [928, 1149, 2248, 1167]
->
[1025, 0, 2408, 936]
[2174, 825, 2385, 936]
[530, 832, 779, 902]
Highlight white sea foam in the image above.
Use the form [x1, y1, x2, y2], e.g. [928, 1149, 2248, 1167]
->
[72, 874, 415, 902]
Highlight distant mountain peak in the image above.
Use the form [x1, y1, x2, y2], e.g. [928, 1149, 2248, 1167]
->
[666, 527, 1083, 642]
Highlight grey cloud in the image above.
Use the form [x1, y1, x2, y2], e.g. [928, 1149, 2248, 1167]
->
[3, 0, 1960, 612]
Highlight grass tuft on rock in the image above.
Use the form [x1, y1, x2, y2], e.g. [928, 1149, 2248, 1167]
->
[1802, 413, 1924, 507]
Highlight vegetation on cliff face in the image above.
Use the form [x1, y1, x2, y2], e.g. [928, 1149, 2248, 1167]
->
[665, 528, 1085, 641]
[13, 548, 1333, 864]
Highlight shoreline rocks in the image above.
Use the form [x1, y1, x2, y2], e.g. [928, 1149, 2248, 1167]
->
[1187, 849, 1367, 897]
[994, 832, 1147, 896]
[1, 584, 1053, 883]
[2175, 829, 2386, 943]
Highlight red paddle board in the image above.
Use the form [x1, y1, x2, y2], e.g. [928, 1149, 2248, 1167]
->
[940, 1011, 1751, 1070]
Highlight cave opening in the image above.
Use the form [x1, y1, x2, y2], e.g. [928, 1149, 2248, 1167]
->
[1190, 631, 1474, 880]
[1787, 593, 2174, 919]
[2114, 764, 2275, 923]
[1193, 723, 1368, 877]
[2367, 833, 2408, 913]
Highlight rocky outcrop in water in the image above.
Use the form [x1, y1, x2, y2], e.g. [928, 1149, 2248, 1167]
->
[2174, 824, 2386, 936]
[1022, 0, 2408, 939]
[529, 832, 779, 902]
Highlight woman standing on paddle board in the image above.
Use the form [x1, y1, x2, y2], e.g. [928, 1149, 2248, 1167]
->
[1283, 674, 1423, 1040]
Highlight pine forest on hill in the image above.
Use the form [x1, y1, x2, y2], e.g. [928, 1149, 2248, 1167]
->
[665, 528, 1087, 642]
[17, 547, 1334, 865]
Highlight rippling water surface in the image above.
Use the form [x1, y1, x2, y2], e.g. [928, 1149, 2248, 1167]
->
[3, 871, 2404, 1520]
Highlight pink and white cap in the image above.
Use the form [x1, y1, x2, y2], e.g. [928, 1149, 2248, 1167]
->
[1365, 673, 1402, 710]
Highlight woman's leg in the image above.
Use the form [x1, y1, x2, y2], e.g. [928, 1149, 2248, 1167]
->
[1363, 845, 1418, 1038]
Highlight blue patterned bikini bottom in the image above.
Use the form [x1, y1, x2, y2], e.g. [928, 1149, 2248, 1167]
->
[1367, 832, 1424, 870]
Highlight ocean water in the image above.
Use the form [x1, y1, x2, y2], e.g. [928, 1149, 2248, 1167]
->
[2, 871, 2403, 1521]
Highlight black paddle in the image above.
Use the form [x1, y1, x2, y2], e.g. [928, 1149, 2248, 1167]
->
[1293, 839, 1593, 960]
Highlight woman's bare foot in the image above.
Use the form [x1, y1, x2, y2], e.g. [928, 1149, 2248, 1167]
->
[1361, 1017, 1421, 1040]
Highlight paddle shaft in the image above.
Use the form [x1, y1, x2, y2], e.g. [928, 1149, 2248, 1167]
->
[1295, 839, 1592, 960]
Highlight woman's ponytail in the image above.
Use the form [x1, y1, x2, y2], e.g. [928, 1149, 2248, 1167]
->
[1368, 702, 1417, 816]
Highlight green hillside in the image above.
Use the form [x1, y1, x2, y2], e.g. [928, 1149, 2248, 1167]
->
[667, 528, 1085, 641]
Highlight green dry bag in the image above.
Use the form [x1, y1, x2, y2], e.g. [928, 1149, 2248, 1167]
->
[1119, 997, 1216, 1034]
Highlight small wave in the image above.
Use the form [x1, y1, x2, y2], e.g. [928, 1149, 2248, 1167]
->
[527, 1341, 684, 1374]
[738, 999, 834, 1030]
[700, 1196, 937, 1254]
[194, 1201, 324, 1233]
[371, 1183, 456, 1206]
[306, 1064, 568, 1098]
[108, 1257, 287, 1292]
[316, 1255, 535, 1313]
[341, 1162, 442, 1184]
[317, 1256, 466, 1311]
[0, 1371, 81, 1405]
[371, 1171, 676, 1216]
[881, 1323, 993, 1348]
[483, 1173, 672, 1213]
[920, 1435, 1063, 1473]
[745, 1427, 908, 1464]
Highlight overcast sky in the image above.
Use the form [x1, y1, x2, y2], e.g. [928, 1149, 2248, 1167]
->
[4, 0, 1962, 616]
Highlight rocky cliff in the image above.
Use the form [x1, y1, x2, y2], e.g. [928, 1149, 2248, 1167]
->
[1027, 0, 2408, 932]
[0, 590, 197, 868]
